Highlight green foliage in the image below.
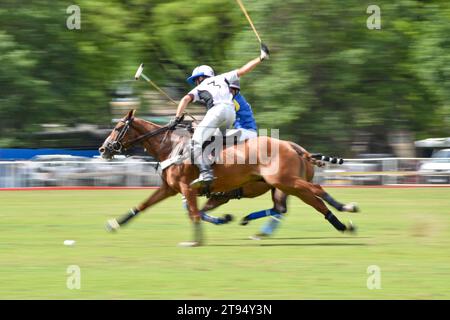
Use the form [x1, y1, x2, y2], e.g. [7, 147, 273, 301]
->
[0, 0, 449, 153]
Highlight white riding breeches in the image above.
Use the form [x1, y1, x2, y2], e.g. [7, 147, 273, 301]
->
[192, 104, 236, 146]
[235, 128, 257, 142]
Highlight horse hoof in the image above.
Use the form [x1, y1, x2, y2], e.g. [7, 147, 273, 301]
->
[178, 241, 202, 247]
[223, 214, 234, 223]
[105, 219, 120, 232]
[345, 221, 357, 234]
[249, 233, 270, 240]
[343, 202, 360, 213]
[240, 219, 249, 226]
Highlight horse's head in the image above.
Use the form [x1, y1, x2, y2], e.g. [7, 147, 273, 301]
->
[99, 109, 140, 160]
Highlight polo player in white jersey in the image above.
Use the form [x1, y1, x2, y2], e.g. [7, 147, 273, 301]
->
[170, 43, 270, 188]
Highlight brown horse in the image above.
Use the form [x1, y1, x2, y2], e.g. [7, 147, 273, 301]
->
[199, 141, 358, 226]
[99, 110, 357, 246]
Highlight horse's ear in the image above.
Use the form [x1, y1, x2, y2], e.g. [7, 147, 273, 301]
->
[126, 109, 136, 120]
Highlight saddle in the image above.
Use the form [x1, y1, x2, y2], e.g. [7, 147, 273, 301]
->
[203, 129, 242, 149]
[160, 123, 244, 170]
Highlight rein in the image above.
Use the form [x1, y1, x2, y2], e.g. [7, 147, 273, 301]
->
[106, 117, 171, 154]
[122, 121, 170, 149]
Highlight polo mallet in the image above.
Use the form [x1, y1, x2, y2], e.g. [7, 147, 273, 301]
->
[134, 63, 199, 123]
[235, 0, 262, 44]
[134, 63, 178, 105]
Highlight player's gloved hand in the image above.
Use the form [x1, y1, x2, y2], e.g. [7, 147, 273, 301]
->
[168, 116, 183, 129]
[260, 43, 270, 61]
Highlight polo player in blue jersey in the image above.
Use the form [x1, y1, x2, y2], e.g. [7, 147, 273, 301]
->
[229, 80, 257, 141]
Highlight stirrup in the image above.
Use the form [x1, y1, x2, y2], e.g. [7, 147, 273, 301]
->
[190, 174, 216, 189]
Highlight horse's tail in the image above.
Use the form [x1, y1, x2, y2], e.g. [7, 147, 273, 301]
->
[288, 142, 344, 167]
[288, 142, 323, 167]
[311, 153, 344, 165]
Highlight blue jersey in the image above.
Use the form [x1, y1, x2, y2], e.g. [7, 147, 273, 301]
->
[233, 93, 257, 131]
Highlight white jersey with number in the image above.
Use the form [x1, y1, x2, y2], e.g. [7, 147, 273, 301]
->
[188, 70, 239, 110]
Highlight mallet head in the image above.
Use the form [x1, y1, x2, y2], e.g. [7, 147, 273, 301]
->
[134, 63, 144, 80]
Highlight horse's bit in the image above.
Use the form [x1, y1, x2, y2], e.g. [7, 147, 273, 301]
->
[104, 118, 134, 154]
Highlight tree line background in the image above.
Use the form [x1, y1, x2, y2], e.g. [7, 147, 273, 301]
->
[0, 0, 449, 155]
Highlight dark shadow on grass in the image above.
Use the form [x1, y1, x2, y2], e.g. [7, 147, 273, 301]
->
[269, 236, 371, 240]
[231, 236, 371, 241]
[209, 242, 368, 247]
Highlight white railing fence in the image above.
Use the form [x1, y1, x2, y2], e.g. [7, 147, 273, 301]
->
[0, 158, 449, 188]
[314, 158, 450, 186]
[0, 161, 162, 188]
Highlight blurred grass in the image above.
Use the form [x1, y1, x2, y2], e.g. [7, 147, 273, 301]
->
[0, 188, 449, 299]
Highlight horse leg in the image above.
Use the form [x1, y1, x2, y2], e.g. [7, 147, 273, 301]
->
[199, 181, 271, 225]
[272, 188, 288, 214]
[202, 197, 230, 212]
[249, 189, 288, 239]
[181, 193, 232, 226]
[312, 184, 359, 213]
[271, 177, 355, 233]
[105, 182, 177, 232]
[260, 189, 287, 235]
[179, 185, 204, 246]
[199, 196, 234, 225]
[240, 188, 286, 225]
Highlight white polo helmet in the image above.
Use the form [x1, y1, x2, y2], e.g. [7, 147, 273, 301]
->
[186, 65, 215, 85]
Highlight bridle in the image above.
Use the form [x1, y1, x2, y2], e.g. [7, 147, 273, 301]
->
[104, 117, 171, 155]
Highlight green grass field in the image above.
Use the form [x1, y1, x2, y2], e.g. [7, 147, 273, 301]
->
[0, 188, 449, 299]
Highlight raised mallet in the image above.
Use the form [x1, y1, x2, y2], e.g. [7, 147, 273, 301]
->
[134, 63, 178, 105]
[235, 0, 262, 44]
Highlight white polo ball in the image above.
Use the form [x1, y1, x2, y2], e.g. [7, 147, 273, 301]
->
[63, 240, 76, 246]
